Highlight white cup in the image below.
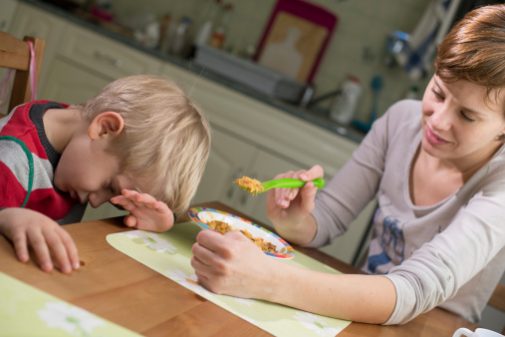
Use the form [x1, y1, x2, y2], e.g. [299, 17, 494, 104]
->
[453, 328, 505, 337]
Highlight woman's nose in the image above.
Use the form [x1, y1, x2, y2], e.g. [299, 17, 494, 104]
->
[430, 105, 452, 131]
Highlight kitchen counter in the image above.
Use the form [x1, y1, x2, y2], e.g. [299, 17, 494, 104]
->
[19, 0, 365, 143]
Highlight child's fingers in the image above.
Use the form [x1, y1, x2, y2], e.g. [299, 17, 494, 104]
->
[121, 190, 158, 209]
[44, 228, 72, 274]
[132, 192, 158, 208]
[27, 229, 53, 272]
[10, 230, 29, 263]
[123, 215, 138, 228]
[60, 229, 80, 270]
[111, 196, 136, 212]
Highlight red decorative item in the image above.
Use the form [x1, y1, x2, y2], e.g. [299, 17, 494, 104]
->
[254, 0, 338, 84]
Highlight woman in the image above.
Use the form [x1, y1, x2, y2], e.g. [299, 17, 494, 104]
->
[191, 4, 505, 324]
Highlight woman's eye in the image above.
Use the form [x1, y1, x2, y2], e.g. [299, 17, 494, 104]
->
[460, 111, 475, 122]
[432, 89, 444, 100]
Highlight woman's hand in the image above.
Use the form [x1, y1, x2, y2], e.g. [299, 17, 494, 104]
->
[110, 189, 174, 232]
[266, 164, 324, 245]
[0, 208, 80, 273]
[191, 229, 277, 299]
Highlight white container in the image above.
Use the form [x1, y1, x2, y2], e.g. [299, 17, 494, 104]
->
[329, 76, 362, 125]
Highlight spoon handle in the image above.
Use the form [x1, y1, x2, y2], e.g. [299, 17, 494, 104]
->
[262, 177, 325, 191]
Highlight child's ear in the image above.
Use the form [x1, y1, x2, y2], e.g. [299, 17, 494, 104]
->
[88, 111, 124, 140]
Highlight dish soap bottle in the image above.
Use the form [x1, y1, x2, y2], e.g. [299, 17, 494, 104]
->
[329, 75, 362, 126]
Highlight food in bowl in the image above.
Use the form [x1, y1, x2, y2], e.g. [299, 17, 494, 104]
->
[207, 220, 278, 253]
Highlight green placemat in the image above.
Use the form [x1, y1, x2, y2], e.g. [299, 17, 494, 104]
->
[0, 272, 144, 337]
[106, 222, 351, 337]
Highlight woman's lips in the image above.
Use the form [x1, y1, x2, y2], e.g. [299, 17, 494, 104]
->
[425, 125, 448, 146]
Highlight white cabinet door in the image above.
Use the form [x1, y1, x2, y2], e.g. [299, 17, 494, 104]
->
[0, 0, 18, 32]
[58, 24, 162, 79]
[192, 126, 257, 208]
[42, 57, 109, 103]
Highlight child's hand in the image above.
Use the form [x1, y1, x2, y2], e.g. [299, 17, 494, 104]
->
[0, 208, 80, 273]
[110, 189, 175, 232]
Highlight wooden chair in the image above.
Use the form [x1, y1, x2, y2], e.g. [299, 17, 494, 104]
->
[488, 283, 505, 334]
[0, 31, 45, 112]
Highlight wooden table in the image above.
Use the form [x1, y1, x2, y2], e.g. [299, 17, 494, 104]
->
[0, 202, 476, 337]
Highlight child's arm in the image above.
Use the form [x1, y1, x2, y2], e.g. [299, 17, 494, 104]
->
[191, 229, 396, 323]
[110, 189, 175, 232]
[0, 208, 80, 273]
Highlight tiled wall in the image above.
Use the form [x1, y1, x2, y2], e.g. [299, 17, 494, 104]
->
[112, 0, 431, 122]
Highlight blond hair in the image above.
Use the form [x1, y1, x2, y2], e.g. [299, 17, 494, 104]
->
[435, 4, 505, 107]
[82, 75, 211, 216]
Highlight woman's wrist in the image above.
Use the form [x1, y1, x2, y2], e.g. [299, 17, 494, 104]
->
[273, 213, 317, 246]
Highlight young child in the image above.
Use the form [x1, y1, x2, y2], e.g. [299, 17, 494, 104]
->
[0, 74, 211, 274]
[191, 4, 505, 325]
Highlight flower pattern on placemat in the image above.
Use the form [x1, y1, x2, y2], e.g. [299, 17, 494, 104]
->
[38, 302, 104, 337]
[294, 312, 344, 337]
[126, 230, 177, 254]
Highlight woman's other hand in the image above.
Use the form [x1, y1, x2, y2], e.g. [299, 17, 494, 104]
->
[110, 189, 175, 232]
[266, 164, 323, 245]
[0, 208, 80, 273]
[191, 229, 276, 298]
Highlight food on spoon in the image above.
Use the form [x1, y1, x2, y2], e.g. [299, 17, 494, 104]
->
[234, 176, 263, 195]
[207, 220, 277, 253]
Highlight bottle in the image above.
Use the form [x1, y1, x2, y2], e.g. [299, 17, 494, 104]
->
[210, 3, 233, 49]
[329, 75, 362, 125]
[159, 14, 172, 52]
[169, 16, 193, 58]
[194, 0, 221, 46]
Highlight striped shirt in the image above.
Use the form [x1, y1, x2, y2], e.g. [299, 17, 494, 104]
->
[0, 101, 84, 223]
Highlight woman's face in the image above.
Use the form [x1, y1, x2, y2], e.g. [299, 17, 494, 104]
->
[421, 75, 505, 164]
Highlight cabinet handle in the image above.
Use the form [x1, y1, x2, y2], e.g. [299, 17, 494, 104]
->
[93, 50, 121, 67]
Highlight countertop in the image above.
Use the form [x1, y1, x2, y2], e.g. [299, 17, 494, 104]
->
[20, 0, 365, 143]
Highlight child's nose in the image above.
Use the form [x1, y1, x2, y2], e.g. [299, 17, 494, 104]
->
[89, 191, 112, 208]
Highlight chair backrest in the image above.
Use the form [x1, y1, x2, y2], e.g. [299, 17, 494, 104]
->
[488, 283, 505, 334]
[0, 31, 45, 111]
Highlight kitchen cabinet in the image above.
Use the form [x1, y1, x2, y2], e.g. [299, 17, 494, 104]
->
[42, 20, 163, 103]
[8, 1, 374, 263]
[0, 0, 18, 32]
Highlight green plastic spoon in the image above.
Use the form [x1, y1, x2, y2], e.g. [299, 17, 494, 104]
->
[235, 176, 326, 195]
